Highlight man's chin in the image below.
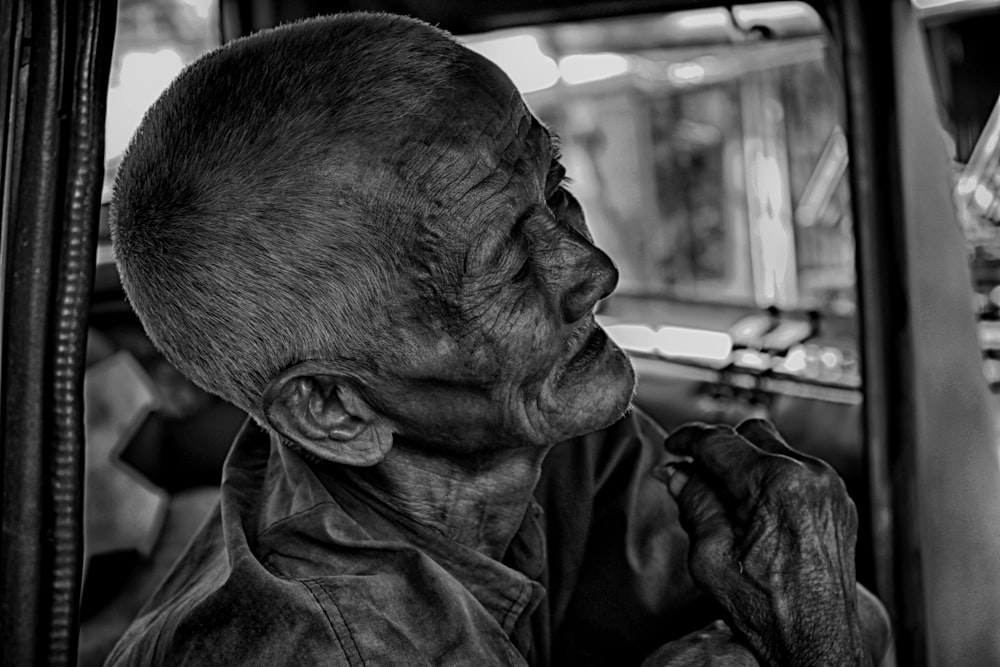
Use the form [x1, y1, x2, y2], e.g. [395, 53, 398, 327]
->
[549, 344, 636, 439]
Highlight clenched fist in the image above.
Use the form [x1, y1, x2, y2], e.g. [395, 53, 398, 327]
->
[655, 419, 874, 666]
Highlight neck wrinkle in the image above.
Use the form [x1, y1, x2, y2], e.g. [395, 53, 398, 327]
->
[332, 438, 551, 560]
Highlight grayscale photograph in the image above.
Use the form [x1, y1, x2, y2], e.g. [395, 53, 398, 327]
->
[2, 0, 999, 665]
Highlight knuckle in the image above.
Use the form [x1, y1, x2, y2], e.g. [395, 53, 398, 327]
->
[665, 422, 713, 452]
[674, 422, 711, 437]
[768, 460, 843, 504]
[695, 423, 735, 438]
[770, 458, 809, 487]
[683, 424, 733, 449]
[702, 424, 746, 453]
[812, 463, 848, 499]
[777, 457, 836, 486]
[736, 417, 773, 435]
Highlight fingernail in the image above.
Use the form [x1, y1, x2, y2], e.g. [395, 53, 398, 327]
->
[652, 462, 690, 497]
[651, 462, 678, 484]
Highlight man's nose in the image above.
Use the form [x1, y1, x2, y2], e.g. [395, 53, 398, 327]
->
[559, 237, 618, 323]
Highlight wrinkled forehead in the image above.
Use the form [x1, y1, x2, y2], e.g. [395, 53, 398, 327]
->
[382, 48, 555, 219]
[348, 46, 557, 306]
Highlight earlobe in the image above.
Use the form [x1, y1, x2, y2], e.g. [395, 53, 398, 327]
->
[261, 363, 394, 467]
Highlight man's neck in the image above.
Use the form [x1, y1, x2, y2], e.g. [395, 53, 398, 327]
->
[330, 439, 550, 560]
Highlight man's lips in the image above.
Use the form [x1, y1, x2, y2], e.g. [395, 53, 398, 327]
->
[562, 317, 596, 359]
[568, 326, 607, 367]
[552, 318, 608, 385]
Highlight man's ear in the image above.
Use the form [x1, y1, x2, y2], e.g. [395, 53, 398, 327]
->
[261, 361, 394, 467]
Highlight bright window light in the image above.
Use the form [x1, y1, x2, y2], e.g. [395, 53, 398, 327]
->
[178, 0, 213, 19]
[820, 349, 841, 369]
[466, 34, 559, 94]
[734, 349, 770, 370]
[559, 53, 629, 85]
[656, 326, 734, 362]
[780, 346, 808, 373]
[671, 9, 731, 31]
[733, 2, 812, 24]
[606, 323, 734, 363]
[750, 151, 794, 305]
[973, 183, 996, 211]
[605, 324, 658, 353]
[667, 62, 706, 85]
[105, 49, 184, 160]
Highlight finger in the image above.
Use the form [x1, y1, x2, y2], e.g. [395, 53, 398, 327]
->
[662, 422, 712, 457]
[664, 423, 767, 502]
[670, 465, 740, 586]
[736, 419, 824, 467]
[675, 468, 733, 546]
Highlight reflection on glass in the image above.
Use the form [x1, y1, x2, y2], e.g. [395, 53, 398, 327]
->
[467, 34, 559, 93]
[604, 323, 734, 364]
[103, 0, 219, 202]
[956, 93, 1000, 225]
[464, 2, 855, 317]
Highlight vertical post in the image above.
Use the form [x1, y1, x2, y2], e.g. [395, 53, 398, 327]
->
[843, 0, 1000, 663]
[892, 2, 1000, 664]
[742, 65, 800, 309]
[0, 1, 116, 664]
[839, 0, 917, 659]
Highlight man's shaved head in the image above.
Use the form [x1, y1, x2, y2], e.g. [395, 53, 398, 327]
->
[115, 11, 634, 454]
[112, 13, 468, 417]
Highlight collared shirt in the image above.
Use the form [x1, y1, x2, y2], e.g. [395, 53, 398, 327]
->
[106, 409, 713, 666]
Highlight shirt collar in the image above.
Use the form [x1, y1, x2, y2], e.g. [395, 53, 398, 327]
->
[257, 432, 547, 636]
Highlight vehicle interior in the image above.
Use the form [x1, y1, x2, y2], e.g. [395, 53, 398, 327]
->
[3, 0, 1000, 665]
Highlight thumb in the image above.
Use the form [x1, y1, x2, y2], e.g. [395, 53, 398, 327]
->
[658, 462, 738, 586]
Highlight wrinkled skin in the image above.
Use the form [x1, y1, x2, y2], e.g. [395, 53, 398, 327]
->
[657, 420, 876, 666]
[358, 52, 636, 455]
[300, 48, 636, 559]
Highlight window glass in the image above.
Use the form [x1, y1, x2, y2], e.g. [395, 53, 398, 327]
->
[923, 8, 1000, 385]
[781, 59, 854, 313]
[465, 8, 869, 582]
[103, 0, 220, 202]
[464, 3, 855, 320]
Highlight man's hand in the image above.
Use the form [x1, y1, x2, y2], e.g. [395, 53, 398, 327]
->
[655, 419, 870, 666]
[642, 621, 759, 667]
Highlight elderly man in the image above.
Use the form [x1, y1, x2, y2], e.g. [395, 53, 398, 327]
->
[107, 12, 890, 667]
